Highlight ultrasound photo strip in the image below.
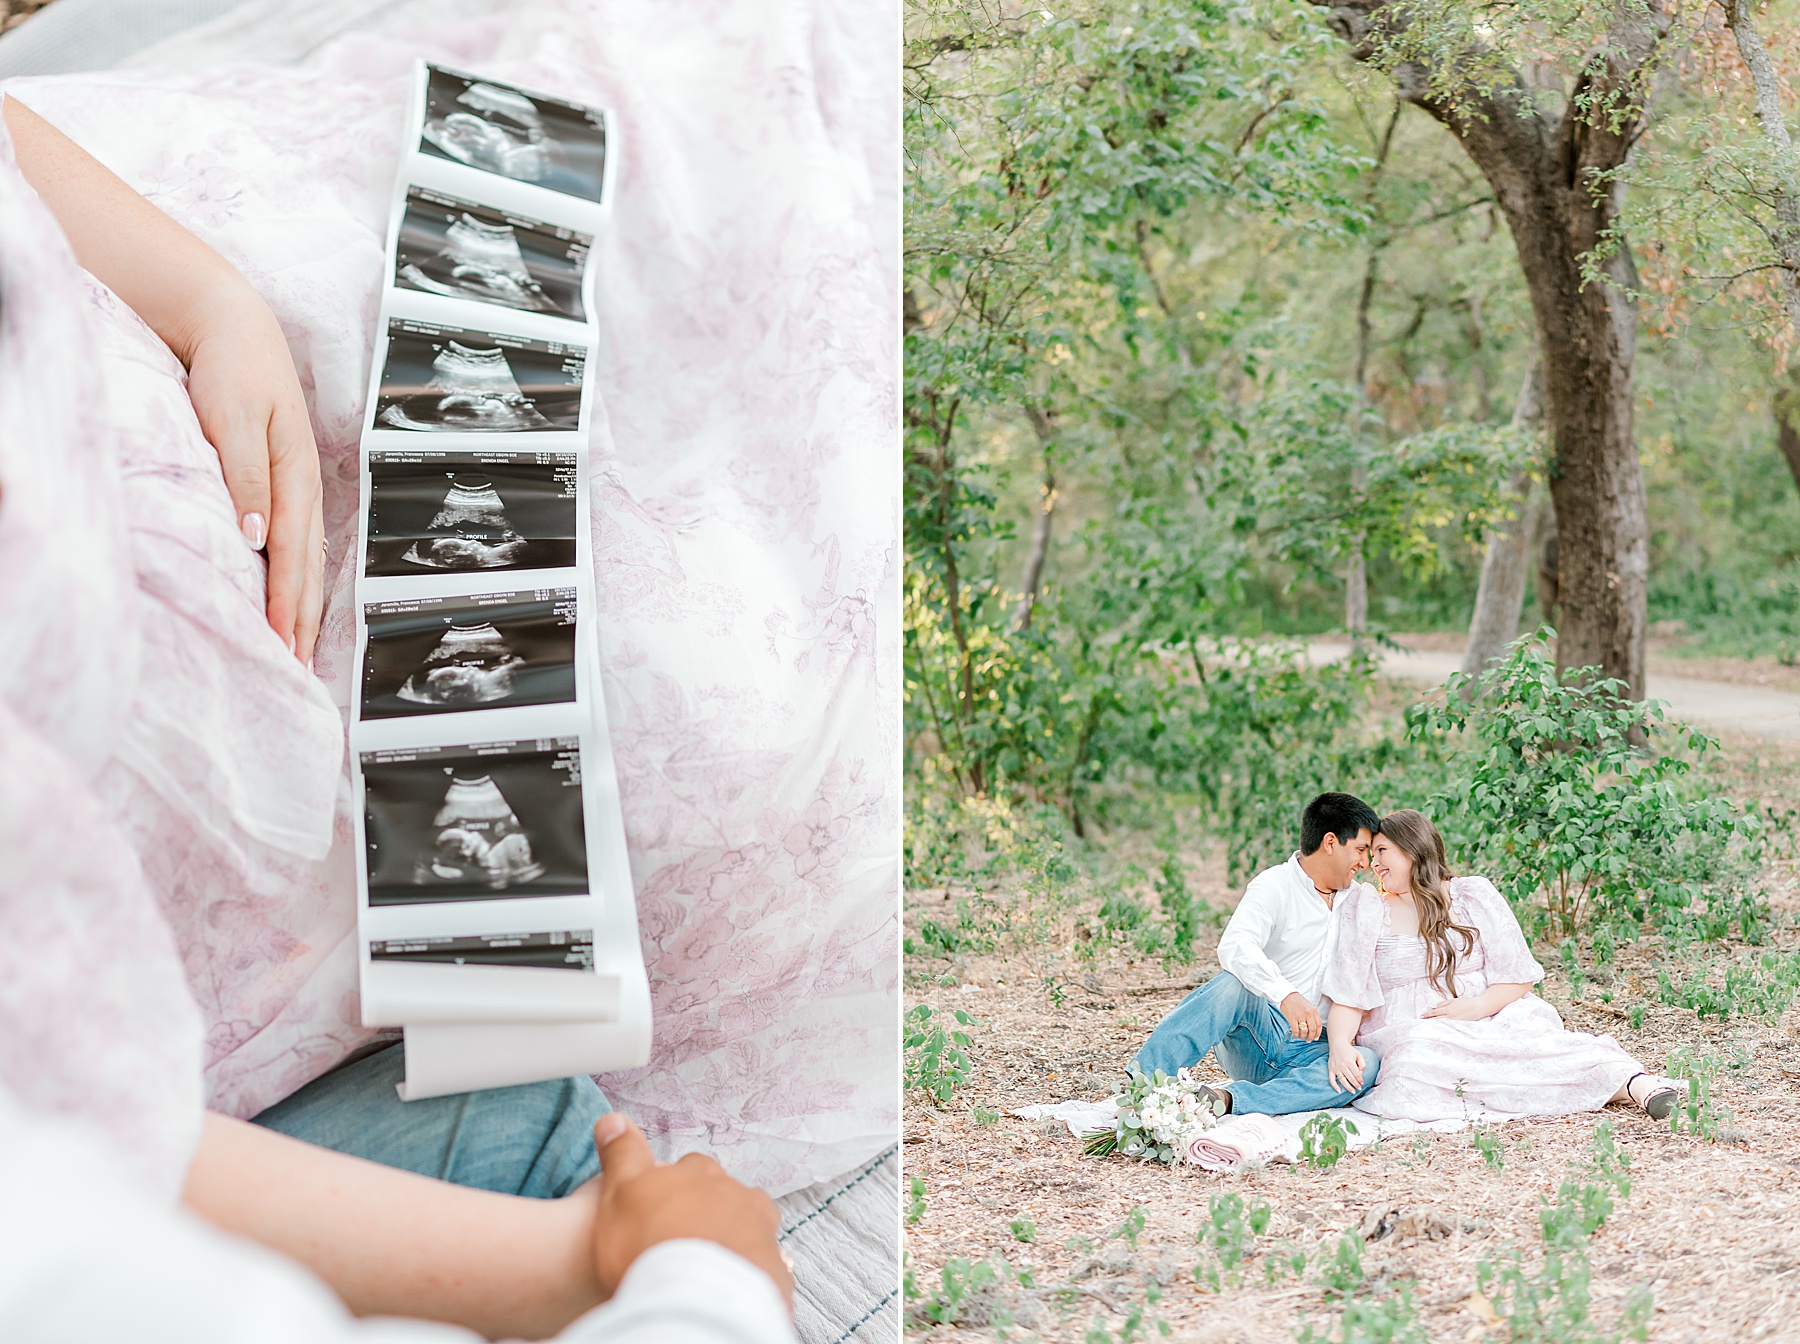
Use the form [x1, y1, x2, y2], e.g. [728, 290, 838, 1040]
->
[360, 588, 579, 720]
[374, 319, 586, 434]
[360, 737, 588, 906]
[365, 452, 578, 577]
[370, 930, 595, 970]
[396, 186, 591, 322]
[419, 65, 608, 205]
[346, 60, 652, 1090]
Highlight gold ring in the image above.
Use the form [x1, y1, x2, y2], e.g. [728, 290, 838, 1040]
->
[321, 537, 330, 557]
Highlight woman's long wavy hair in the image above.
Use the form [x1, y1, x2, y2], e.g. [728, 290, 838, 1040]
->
[1377, 809, 1478, 997]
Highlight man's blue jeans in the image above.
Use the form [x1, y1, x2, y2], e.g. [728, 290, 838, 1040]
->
[252, 1042, 610, 1198]
[1131, 971, 1378, 1114]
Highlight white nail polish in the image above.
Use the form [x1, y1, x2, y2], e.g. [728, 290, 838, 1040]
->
[241, 512, 268, 550]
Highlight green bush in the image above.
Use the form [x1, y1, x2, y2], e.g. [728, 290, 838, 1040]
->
[1409, 631, 1755, 941]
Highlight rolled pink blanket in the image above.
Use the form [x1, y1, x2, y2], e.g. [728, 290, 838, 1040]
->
[1186, 1114, 1291, 1171]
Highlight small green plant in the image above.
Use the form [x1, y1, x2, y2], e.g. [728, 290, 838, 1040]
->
[1628, 1001, 1645, 1029]
[1110, 1204, 1148, 1250]
[907, 1173, 926, 1225]
[1263, 1243, 1308, 1285]
[1559, 938, 1589, 999]
[1193, 1193, 1272, 1290]
[1408, 1132, 1431, 1163]
[1295, 1282, 1430, 1344]
[1583, 1118, 1633, 1197]
[1471, 1125, 1506, 1170]
[908, 1256, 1006, 1327]
[1665, 1046, 1733, 1140]
[1098, 880, 1147, 938]
[1475, 1119, 1652, 1343]
[1316, 1229, 1365, 1297]
[972, 1105, 1001, 1126]
[1155, 853, 1209, 966]
[1297, 1112, 1359, 1168]
[1008, 1217, 1036, 1243]
[904, 1003, 975, 1103]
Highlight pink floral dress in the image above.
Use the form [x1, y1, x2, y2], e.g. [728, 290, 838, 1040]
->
[1321, 877, 1643, 1121]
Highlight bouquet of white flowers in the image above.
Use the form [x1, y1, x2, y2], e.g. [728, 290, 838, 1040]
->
[1081, 1068, 1221, 1165]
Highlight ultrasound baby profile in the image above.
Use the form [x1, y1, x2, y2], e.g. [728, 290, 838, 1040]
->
[379, 342, 551, 433]
[424, 82, 551, 183]
[399, 213, 559, 314]
[397, 621, 526, 707]
[419, 772, 545, 890]
[401, 474, 531, 570]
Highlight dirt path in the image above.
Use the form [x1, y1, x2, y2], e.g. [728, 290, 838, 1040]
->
[1308, 640, 1800, 742]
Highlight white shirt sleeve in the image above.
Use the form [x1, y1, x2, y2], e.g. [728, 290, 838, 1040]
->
[559, 1242, 796, 1344]
[1215, 872, 1298, 1006]
[0, 1096, 795, 1344]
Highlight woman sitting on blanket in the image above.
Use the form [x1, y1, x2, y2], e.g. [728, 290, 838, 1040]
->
[1320, 810, 1680, 1123]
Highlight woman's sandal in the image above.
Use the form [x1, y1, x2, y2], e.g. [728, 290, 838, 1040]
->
[1625, 1071, 1681, 1121]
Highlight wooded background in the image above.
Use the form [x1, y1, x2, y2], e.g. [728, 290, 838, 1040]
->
[906, 0, 1800, 839]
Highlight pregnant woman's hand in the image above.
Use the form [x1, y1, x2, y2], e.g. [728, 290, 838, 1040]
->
[1327, 1043, 1364, 1093]
[1422, 996, 1489, 1021]
[184, 298, 326, 663]
[2, 98, 326, 664]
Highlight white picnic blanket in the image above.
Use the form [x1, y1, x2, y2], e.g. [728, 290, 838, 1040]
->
[1012, 1098, 1495, 1172]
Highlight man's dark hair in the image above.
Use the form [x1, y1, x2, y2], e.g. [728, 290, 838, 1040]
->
[1300, 792, 1379, 855]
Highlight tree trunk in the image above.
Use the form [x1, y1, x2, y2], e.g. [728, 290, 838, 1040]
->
[1777, 371, 1800, 499]
[1013, 404, 1059, 631]
[1313, 2, 1664, 699]
[1461, 358, 1543, 683]
[1344, 100, 1401, 649]
[1723, 0, 1800, 502]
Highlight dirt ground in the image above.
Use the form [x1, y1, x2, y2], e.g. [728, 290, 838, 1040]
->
[903, 734, 1800, 1343]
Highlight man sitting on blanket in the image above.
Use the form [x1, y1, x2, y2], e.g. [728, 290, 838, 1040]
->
[1131, 792, 1382, 1115]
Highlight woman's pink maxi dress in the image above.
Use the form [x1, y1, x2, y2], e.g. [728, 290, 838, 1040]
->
[1322, 878, 1642, 1121]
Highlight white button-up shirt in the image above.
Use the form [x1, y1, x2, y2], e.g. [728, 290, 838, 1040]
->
[1216, 851, 1369, 1013]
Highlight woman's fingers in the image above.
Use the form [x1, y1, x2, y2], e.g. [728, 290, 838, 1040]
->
[295, 508, 326, 664]
[266, 400, 325, 660]
[196, 392, 276, 557]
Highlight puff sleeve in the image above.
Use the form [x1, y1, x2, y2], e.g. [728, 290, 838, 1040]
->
[1319, 882, 1386, 1011]
[1452, 876, 1545, 986]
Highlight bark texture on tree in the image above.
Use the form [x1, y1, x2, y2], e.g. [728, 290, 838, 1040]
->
[1312, 2, 1664, 698]
[1723, 0, 1800, 501]
[1461, 358, 1543, 683]
[1013, 404, 1060, 631]
[1777, 373, 1800, 499]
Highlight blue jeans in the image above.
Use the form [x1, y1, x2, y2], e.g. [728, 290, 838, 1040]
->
[1132, 972, 1379, 1114]
[252, 1042, 611, 1197]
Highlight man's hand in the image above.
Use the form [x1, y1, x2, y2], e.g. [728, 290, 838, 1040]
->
[1279, 992, 1322, 1041]
[1326, 1043, 1365, 1094]
[590, 1113, 793, 1311]
[1422, 996, 1489, 1022]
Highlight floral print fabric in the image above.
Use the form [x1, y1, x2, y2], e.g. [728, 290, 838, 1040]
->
[0, 123, 204, 1201]
[1323, 879, 1640, 1122]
